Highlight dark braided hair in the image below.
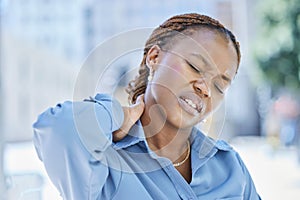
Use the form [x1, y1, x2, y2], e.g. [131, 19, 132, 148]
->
[126, 13, 241, 104]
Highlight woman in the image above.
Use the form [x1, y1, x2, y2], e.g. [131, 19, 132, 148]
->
[33, 13, 261, 199]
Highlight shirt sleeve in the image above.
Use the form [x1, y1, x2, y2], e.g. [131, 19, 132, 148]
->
[32, 94, 124, 199]
[236, 153, 262, 200]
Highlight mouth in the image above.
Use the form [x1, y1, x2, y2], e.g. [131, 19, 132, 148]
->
[178, 94, 204, 116]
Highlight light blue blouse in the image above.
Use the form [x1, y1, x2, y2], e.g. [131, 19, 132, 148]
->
[33, 94, 261, 200]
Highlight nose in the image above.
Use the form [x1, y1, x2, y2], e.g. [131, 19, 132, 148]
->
[193, 79, 210, 98]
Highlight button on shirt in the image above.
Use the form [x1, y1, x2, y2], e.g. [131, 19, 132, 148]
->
[33, 94, 261, 200]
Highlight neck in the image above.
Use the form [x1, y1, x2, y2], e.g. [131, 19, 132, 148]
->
[140, 98, 192, 162]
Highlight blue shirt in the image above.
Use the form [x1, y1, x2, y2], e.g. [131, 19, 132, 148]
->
[33, 94, 261, 200]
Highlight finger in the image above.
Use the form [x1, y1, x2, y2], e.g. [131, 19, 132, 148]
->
[136, 94, 144, 104]
[113, 129, 128, 142]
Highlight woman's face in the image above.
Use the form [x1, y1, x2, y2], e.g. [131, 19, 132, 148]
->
[146, 29, 238, 129]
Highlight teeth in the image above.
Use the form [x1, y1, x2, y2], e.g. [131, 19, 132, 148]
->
[184, 98, 197, 109]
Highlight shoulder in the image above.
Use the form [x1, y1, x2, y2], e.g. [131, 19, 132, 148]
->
[207, 138, 251, 179]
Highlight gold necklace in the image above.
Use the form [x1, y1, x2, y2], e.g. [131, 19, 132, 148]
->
[173, 141, 190, 167]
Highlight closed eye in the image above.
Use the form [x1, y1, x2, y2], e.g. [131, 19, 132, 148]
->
[186, 60, 202, 74]
[214, 82, 225, 94]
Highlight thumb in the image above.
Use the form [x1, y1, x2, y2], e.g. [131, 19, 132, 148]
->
[130, 94, 145, 120]
[135, 94, 144, 105]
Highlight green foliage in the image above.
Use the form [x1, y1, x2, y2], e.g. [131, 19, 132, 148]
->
[255, 0, 300, 91]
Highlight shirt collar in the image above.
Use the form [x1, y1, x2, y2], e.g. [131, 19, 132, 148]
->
[190, 127, 234, 174]
[113, 121, 231, 156]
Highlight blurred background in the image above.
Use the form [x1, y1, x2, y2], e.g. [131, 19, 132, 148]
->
[0, 0, 300, 199]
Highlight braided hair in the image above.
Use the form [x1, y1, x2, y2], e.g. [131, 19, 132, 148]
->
[126, 13, 241, 104]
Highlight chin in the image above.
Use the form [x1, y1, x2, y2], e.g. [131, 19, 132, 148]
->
[166, 112, 202, 130]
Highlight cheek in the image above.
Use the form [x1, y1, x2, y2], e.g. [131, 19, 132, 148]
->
[154, 65, 186, 88]
[160, 57, 185, 76]
[171, 64, 182, 73]
[166, 65, 190, 86]
[171, 64, 188, 79]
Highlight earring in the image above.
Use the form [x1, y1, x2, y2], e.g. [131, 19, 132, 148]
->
[148, 67, 154, 82]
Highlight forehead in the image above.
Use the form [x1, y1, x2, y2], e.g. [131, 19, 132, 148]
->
[169, 29, 238, 78]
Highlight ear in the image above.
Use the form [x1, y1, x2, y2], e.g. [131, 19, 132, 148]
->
[146, 45, 161, 70]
